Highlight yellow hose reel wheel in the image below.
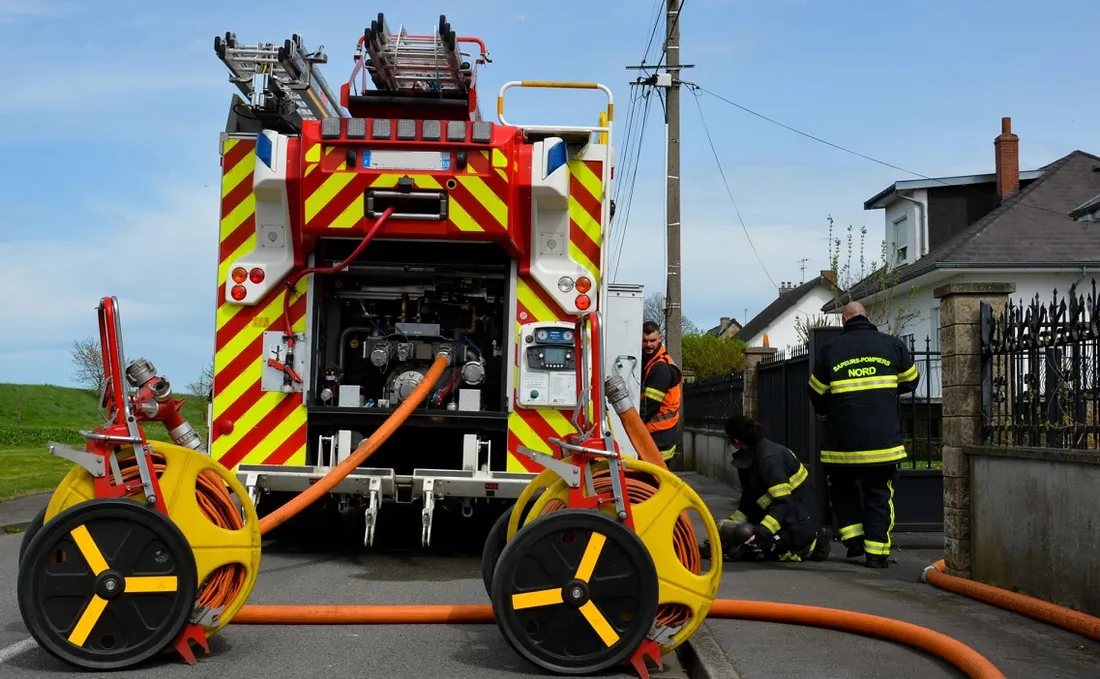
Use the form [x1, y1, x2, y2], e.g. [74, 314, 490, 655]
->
[505, 468, 560, 541]
[44, 441, 262, 638]
[520, 458, 723, 656]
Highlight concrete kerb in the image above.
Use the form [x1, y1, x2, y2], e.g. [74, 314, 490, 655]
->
[676, 624, 742, 679]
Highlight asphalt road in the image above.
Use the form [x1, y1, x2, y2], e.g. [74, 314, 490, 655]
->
[0, 519, 688, 679]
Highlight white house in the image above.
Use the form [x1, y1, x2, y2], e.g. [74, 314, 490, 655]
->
[823, 116, 1100, 399]
[739, 271, 840, 352]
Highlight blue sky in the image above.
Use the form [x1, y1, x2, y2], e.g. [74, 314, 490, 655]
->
[2, 0, 1099, 389]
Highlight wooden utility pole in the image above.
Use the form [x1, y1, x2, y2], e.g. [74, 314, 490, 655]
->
[625, 2, 692, 364]
[664, 0, 683, 367]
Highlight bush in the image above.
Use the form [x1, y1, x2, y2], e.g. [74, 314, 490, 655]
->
[682, 334, 745, 378]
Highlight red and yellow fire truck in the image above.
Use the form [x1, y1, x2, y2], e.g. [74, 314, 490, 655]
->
[209, 15, 642, 547]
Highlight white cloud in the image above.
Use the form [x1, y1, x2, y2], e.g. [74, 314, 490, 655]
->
[1, 183, 219, 385]
[0, 0, 79, 23]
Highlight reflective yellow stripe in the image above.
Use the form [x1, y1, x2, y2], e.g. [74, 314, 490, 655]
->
[512, 588, 563, 609]
[757, 493, 772, 509]
[768, 482, 792, 498]
[808, 374, 829, 394]
[821, 446, 907, 464]
[865, 540, 890, 556]
[898, 365, 918, 382]
[789, 463, 808, 489]
[760, 515, 781, 534]
[644, 387, 666, 400]
[730, 510, 747, 522]
[838, 523, 864, 541]
[574, 532, 606, 582]
[659, 445, 676, 461]
[829, 374, 899, 394]
[67, 595, 108, 646]
[579, 601, 620, 646]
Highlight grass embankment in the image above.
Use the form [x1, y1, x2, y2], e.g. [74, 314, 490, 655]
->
[0, 383, 208, 501]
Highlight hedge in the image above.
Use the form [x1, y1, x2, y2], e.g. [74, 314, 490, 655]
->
[0, 425, 196, 449]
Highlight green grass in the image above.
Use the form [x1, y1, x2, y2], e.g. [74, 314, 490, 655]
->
[0, 383, 209, 501]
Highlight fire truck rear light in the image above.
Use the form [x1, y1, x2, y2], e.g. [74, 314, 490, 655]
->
[346, 118, 367, 139]
[422, 120, 441, 141]
[575, 294, 591, 310]
[231, 267, 247, 283]
[471, 121, 492, 143]
[249, 268, 265, 284]
[230, 284, 247, 301]
[446, 120, 466, 142]
[575, 276, 592, 293]
[397, 119, 417, 140]
[372, 119, 391, 139]
[321, 117, 342, 139]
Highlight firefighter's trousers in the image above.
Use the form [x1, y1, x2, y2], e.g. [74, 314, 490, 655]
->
[823, 462, 899, 558]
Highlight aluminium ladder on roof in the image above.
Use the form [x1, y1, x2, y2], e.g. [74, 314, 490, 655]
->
[214, 32, 345, 121]
[362, 13, 471, 95]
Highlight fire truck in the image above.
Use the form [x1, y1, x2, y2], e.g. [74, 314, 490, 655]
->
[209, 15, 645, 548]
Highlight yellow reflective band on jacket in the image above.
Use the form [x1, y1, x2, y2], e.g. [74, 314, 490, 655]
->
[828, 374, 898, 394]
[808, 374, 828, 395]
[756, 461, 809, 509]
[898, 364, 918, 383]
[820, 445, 907, 464]
[659, 445, 676, 461]
[644, 387, 666, 401]
[730, 510, 747, 522]
[760, 515, 781, 535]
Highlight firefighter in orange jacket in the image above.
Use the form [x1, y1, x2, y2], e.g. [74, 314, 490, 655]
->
[641, 321, 683, 462]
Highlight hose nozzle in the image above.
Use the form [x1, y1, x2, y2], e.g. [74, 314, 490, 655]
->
[604, 374, 633, 414]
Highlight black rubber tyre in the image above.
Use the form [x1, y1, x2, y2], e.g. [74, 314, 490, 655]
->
[17, 498, 198, 671]
[17, 504, 47, 568]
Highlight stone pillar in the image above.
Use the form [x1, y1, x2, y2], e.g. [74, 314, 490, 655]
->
[741, 346, 777, 420]
[934, 282, 1015, 578]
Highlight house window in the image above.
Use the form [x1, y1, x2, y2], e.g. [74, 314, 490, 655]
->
[892, 216, 908, 264]
[899, 333, 915, 350]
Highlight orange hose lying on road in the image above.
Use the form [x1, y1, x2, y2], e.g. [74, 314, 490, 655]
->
[256, 353, 450, 536]
[232, 600, 1006, 679]
[923, 559, 1100, 642]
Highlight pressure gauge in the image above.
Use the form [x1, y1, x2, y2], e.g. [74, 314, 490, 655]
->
[536, 329, 548, 341]
[563, 330, 574, 341]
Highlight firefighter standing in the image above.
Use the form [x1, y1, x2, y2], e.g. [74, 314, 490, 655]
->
[700, 415, 831, 563]
[807, 302, 919, 568]
[640, 321, 682, 463]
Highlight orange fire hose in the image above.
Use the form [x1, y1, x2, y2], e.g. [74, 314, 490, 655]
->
[923, 560, 1100, 642]
[612, 403, 667, 469]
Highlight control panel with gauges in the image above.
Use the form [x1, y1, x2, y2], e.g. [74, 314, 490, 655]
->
[517, 322, 578, 408]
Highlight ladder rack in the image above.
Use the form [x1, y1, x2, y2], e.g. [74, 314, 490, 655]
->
[361, 13, 473, 95]
[214, 32, 345, 122]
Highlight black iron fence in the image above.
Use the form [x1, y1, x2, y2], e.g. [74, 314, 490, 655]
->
[756, 345, 813, 464]
[900, 336, 943, 470]
[682, 371, 744, 431]
[982, 280, 1100, 450]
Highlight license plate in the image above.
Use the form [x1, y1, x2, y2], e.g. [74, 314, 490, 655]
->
[362, 150, 450, 171]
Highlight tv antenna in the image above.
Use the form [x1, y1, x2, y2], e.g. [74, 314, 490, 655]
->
[797, 258, 809, 284]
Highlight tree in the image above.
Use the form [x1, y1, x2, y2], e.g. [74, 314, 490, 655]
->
[682, 333, 745, 378]
[187, 359, 215, 403]
[825, 216, 922, 336]
[643, 292, 698, 336]
[71, 337, 105, 393]
[793, 313, 838, 346]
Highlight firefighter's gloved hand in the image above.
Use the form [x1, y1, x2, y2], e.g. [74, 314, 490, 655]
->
[747, 529, 777, 555]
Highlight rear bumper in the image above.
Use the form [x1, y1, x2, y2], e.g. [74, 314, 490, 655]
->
[236, 463, 536, 547]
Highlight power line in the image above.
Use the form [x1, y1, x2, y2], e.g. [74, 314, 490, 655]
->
[688, 87, 778, 290]
[688, 83, 1071, 218]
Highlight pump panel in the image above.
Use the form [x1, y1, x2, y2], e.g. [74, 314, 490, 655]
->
[516, 322, 577, 408]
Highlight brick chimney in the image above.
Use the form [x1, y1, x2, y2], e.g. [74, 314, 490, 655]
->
[994, 116, 1019, 202]
[820, 269, 836, 285]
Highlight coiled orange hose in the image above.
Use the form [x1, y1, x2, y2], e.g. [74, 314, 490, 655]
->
[112, 454, 248, 615]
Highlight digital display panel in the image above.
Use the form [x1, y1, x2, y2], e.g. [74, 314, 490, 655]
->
[543, 347, 567, 364]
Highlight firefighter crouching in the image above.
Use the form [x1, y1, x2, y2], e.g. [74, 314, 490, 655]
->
[808, 301, 920, 569]
[700, 415, 831, 563]
[641, 321, 683, 463]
